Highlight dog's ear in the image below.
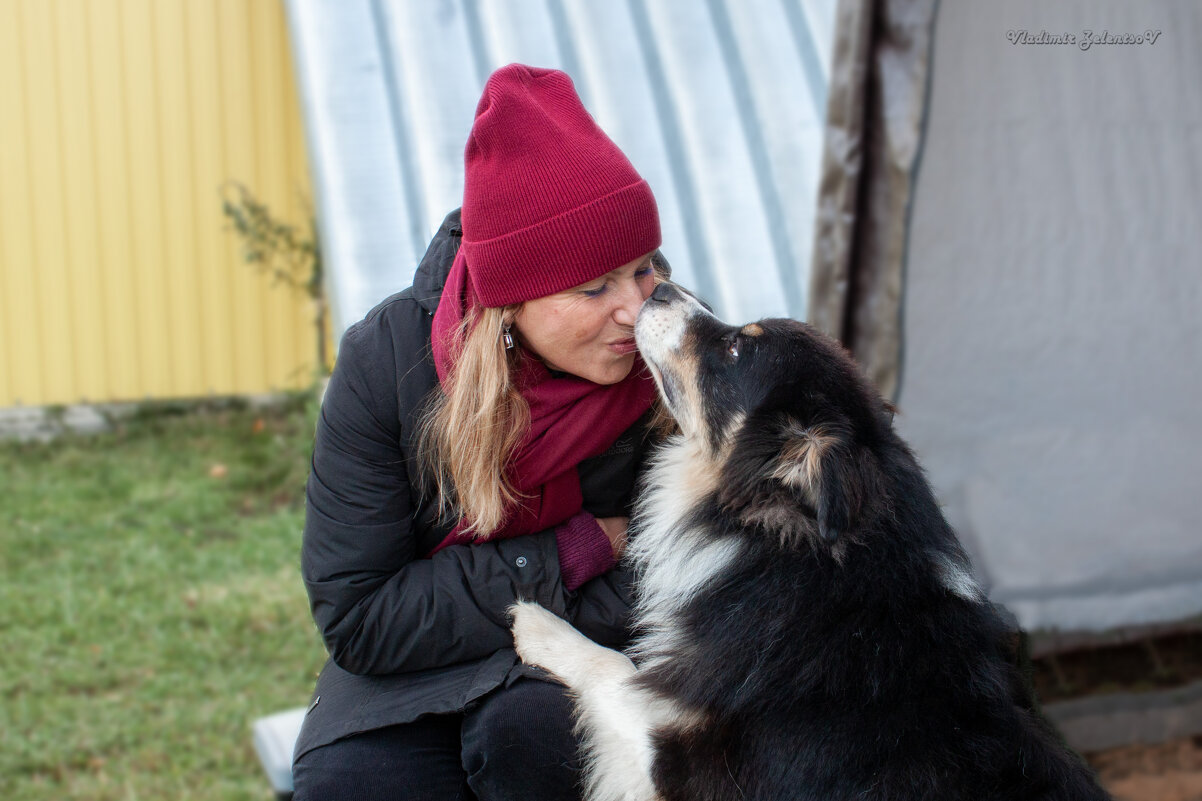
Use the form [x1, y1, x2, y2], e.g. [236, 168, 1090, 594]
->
[816, 457, 857, 544]
[772, 418, 859, 544]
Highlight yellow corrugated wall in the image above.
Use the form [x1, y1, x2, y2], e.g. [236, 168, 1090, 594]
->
[0, 0, 316, 407]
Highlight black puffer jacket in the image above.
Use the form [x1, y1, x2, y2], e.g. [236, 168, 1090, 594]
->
[294, 210, 654, 760]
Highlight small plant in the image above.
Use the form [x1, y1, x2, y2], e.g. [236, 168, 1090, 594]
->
[222, 182, 330, 373]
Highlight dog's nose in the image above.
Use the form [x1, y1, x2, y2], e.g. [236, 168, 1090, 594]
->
[649, 282, 678, 304]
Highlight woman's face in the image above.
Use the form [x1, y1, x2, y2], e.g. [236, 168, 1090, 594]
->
[512, 252, 657, 385]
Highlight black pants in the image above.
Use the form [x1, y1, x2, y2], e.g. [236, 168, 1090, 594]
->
[291, 677, 583, 801]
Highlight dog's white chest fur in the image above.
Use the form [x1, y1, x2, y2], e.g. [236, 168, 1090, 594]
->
[628, 435, 744, 666]
[509, 434, 742, 801]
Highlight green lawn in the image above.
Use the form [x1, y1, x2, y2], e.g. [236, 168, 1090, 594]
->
[1, 398, 329, 800]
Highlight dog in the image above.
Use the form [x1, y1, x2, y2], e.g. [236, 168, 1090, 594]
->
[510, 282, 1111, 801]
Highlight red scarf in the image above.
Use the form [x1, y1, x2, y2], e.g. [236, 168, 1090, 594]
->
[427, 250, 655, 554]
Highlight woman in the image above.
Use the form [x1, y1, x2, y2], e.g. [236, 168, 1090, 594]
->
[291, 64, 668, 800]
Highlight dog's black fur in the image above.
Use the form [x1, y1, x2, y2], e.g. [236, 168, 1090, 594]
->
[629, 286, 1110, 800]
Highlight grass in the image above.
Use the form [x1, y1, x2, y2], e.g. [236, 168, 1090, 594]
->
[0, 397, 329, 800]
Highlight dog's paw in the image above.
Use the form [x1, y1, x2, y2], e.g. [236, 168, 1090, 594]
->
[510, 601, 638, 692]
[509, 601, 580, 678]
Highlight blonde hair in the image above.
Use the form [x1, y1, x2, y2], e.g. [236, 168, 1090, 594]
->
[416, 303, 528, 538]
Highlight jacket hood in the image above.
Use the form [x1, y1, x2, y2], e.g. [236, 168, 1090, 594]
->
[413, 208, 463, 315]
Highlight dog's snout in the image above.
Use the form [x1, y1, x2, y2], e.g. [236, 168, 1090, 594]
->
[649, 283, 678, 304]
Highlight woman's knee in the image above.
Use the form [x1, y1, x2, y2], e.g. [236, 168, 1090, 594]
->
[461, 678, 584, 801]
[292, 716, 469, 801]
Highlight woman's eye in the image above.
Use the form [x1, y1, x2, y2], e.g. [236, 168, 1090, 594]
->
[582, 282, 608, 298]
[634, 266, 653, 279]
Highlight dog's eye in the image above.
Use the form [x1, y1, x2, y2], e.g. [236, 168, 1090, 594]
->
[727, 336, 740, 360]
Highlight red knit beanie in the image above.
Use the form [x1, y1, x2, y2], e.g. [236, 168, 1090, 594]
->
[460, 64, 661, 308]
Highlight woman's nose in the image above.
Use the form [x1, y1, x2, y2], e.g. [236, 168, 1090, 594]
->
[612, 276, 646, 325]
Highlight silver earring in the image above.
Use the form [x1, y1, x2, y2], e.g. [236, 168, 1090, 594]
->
[502, 325, 515, 350]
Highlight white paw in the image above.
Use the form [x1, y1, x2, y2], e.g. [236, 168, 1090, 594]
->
[510, 601, 638, 693]
[509, 600, 581, 680]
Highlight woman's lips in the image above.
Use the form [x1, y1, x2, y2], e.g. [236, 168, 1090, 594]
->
[608, 338, 638, 355]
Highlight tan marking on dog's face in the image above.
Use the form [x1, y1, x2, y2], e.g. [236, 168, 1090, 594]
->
[740, 323, 763, 337]
[635, 285, 712, 439]
[663, 329, 707, 440]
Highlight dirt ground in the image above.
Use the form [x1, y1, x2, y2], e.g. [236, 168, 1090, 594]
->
[1029, 628, 1202, 799]
[1091, 735, 1202, 801]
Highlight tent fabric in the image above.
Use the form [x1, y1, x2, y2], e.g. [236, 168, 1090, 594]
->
[808, 0, 937, 400]
[816, 0, 1202, 638]
[895, 0, 1202, 635]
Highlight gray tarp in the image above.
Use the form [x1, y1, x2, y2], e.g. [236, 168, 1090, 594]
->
[894, 0, 1202, 635]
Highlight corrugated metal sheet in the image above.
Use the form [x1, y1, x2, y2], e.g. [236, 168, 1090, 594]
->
[0, 0, 316, 407]
[284, 0, 836, 339]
